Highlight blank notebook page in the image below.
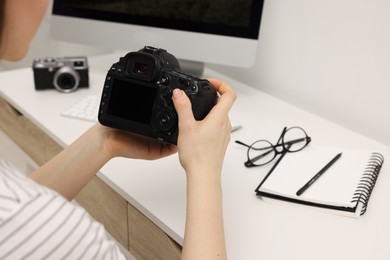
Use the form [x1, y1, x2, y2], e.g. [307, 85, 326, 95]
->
[258, 145, 372, 208]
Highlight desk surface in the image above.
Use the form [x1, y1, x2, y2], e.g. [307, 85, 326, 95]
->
[1, 53, 390, 260]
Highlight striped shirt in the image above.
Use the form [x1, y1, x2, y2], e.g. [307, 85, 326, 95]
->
[0, 159, 126, 260]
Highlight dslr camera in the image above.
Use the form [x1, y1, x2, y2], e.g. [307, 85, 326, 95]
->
[98, 46, 218, 144]
[33, 56, 89, 93]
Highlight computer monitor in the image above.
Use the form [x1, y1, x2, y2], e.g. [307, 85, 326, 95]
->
[51, 0, 264, 75]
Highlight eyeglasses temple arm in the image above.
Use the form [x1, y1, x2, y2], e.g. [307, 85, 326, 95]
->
[284, 137, 309, 146]
[235, 140, 251, 148]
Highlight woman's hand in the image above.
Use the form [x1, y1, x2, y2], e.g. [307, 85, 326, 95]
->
[101, 78, 236, 165]
[99, 125, 177, 160]
[172, 78, 237, 178]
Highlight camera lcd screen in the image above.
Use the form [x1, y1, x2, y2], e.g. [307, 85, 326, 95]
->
[107, 79, 157, 125]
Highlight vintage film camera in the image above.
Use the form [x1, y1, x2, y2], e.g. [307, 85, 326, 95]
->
[32, 57, 89, 93]
[98, 46, 218, 144]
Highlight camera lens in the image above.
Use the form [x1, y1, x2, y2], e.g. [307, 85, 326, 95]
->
[57, 74, 75, 88]
[134, 62, 149, 75]
[53, 66, 80, 93]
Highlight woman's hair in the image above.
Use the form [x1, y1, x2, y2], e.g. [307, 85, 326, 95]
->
[0, 0, 5, 46]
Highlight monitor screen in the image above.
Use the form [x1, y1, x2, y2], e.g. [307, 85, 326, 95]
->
[51, 0, 264, 70]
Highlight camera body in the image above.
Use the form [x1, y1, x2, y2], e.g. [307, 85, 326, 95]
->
[98, 46, 218, 144]
[33, 56, 89, 93]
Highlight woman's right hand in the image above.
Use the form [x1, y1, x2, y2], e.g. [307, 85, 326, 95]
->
[172, 78, 237, 179]
[173, 78, 235, 260]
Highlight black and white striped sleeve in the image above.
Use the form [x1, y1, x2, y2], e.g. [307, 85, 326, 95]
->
[0, 159, 126, 260]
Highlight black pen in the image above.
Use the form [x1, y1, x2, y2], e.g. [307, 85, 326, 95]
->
[296, 152, 342, 196]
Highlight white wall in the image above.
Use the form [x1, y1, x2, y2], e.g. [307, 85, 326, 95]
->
[1, 0, 389, 146]
[210, 0, 390, 146]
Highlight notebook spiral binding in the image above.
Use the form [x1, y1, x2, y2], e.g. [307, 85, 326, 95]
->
[351, 153, 384, 215]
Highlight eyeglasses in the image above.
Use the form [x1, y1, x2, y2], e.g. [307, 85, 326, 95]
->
[235, 126, 311, 168]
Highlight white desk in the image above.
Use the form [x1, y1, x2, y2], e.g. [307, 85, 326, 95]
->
[1, 53, 390, 260]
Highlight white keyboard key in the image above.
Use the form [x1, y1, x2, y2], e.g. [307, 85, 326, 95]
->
[61, 95, 100, 122]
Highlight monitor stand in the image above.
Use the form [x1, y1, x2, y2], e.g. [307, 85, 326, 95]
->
[179, 59, 205, 77]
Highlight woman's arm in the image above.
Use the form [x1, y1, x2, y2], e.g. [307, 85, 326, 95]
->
[172, 79, 236, 260]
[30, 124, 177, 200]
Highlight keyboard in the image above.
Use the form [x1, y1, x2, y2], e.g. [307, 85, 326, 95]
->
[61, 95, 242, 131]
[61, 95, 100, 122]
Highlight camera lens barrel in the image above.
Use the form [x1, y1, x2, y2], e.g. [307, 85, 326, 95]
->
[53, 66, 80, 93]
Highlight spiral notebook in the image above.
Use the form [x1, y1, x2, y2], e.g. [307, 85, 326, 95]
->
[255, 145, 384, 218]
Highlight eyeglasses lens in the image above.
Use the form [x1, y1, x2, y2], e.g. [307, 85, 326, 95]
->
[248, 140, 276, 166]
[283, 127, 308, 152]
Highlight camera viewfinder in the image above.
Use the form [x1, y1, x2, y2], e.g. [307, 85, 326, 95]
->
[73, 61, 84, 67]
[135, 63, 149, 75]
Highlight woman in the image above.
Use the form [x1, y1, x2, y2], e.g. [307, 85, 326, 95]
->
[0, 0, 236, 259]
